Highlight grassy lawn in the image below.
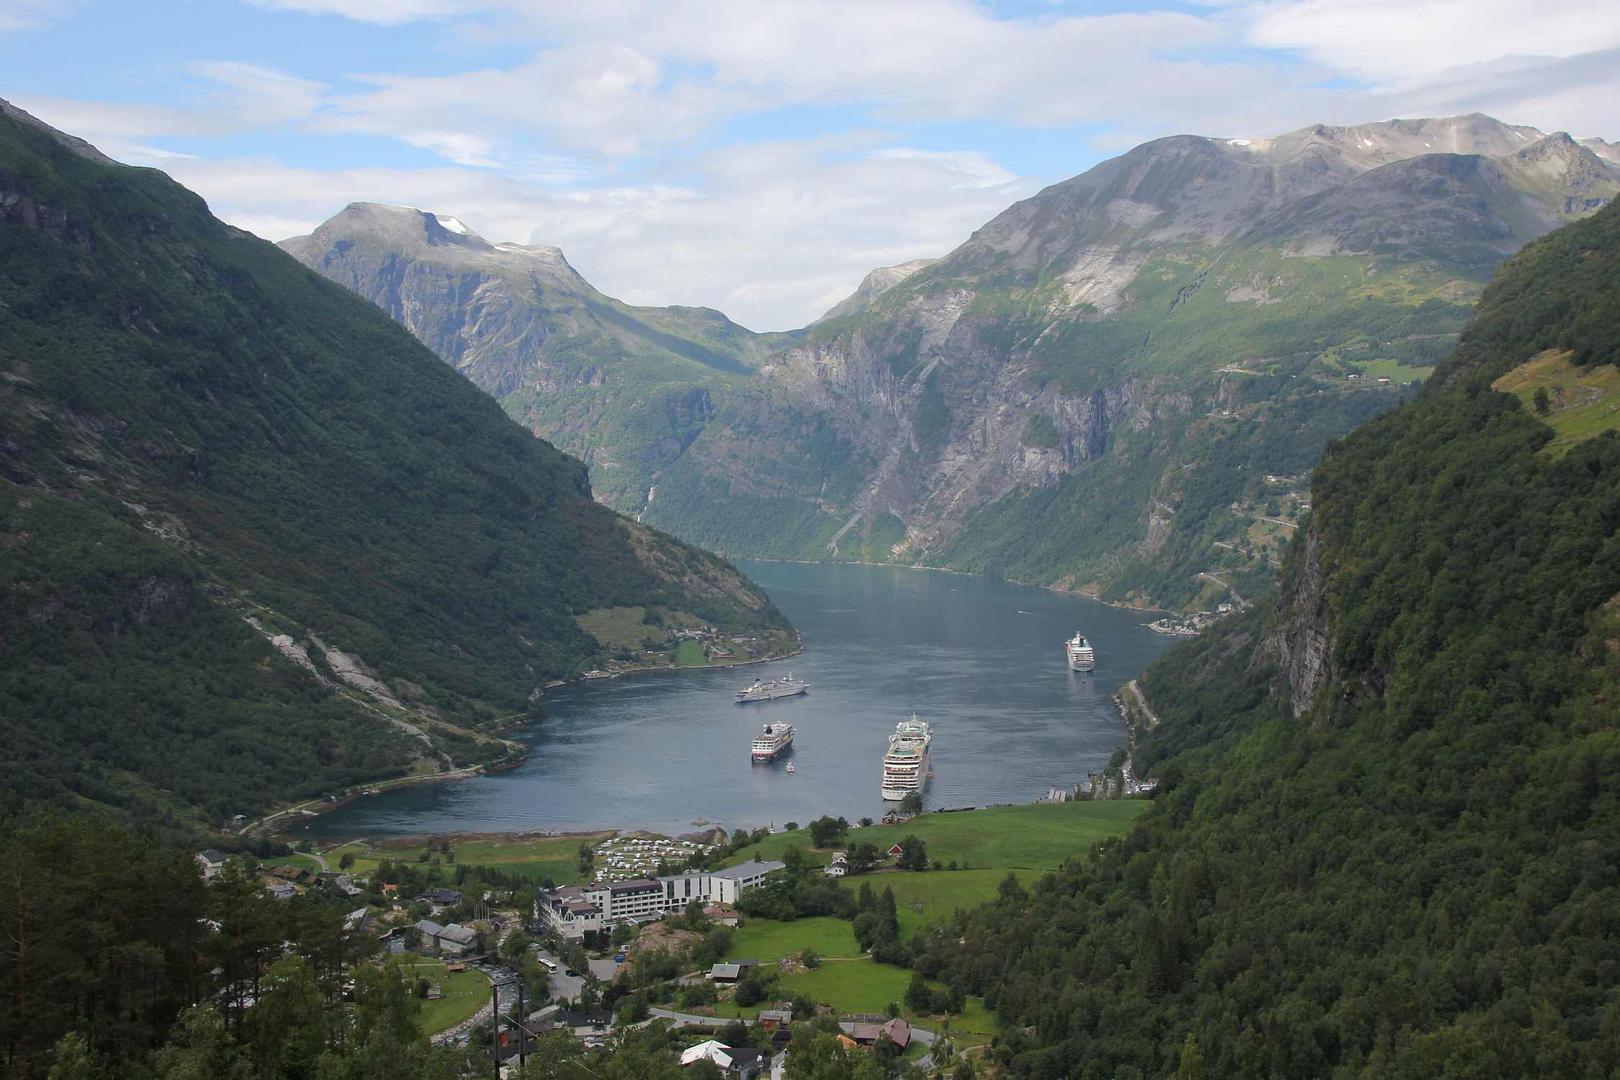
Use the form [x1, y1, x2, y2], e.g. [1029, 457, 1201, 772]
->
[731, 800, 1147, 872]
[1352, 357, 1434, 383]
[1493, 349, 1620, 456]
[714, 958, 1001, 1046]
[725, 917, 862, 962]
[264, 853, 324, 874]
[576, 606, 664, 652]
[849, 869, 1027, 939]
[400, 959, 489, 1035]
[675, 639, 707, 666]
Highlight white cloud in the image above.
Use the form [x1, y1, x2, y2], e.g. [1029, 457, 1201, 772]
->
[1245, 0, 1620, 84]
[0, 0, 76, 32]
[246, 0, 470, 24]
[156, 137, 1030, 330]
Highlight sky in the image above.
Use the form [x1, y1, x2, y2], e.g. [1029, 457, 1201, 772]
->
[3, 1, 1619, 329]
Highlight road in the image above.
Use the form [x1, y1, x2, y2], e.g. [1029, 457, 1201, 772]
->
[1123, 679, 1161, 731]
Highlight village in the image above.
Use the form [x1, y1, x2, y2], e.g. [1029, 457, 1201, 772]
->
[186, 798, 1151, 1076]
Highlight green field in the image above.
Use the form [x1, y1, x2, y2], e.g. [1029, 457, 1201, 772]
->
[850, 869, 1029, 938]
[264, 853, 324, 874]
[1351, 357, 1435, 383]
[730, 800, 1147, 871]
[724, 917, 862, 962]
[1492, 349, 1620, 456]
[674, 640, 707, 666]
[401, 959, 489, 1035]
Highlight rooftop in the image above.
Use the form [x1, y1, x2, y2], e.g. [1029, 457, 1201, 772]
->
[710, 860, 786, 880]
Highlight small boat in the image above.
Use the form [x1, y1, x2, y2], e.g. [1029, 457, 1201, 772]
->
[785, 762, 797, 774]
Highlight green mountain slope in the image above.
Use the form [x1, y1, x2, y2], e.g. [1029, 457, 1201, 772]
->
[0, 101, 791, 830]
[913, 200, 1620, 1075]
[280, 204, 796, 510]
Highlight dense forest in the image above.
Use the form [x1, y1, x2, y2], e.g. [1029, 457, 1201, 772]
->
[907, 200, 1620, 1074]
[0, 103, 789, 829]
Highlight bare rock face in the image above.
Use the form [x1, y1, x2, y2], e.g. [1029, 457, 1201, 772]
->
[1257, 525, 1334, 719]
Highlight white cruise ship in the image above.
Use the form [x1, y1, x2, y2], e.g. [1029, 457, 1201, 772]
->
[751, 723, 795, 763]
[1066, 632, 1096, 672]
[736, 674, 809, 703]
[880, 715, 932, 801]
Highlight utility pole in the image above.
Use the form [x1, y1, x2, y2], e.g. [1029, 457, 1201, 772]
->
[491, 981, 501, 1078]
[517, 980, 527, 1068]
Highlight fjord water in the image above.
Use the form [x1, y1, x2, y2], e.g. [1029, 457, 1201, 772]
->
[299, 562, 1177, 839]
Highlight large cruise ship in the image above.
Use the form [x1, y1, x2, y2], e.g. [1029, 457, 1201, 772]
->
[880, 716, 932, 801]
[735, 674, 809, 703]
[751, 722, 795, 763]
[1066, 632, 1096, 672]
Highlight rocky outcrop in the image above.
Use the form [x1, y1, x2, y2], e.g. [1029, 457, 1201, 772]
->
[1257, 525, 1333, 719]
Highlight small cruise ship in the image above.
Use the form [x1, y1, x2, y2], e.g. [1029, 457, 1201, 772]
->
[880, 715, 932, 801]
[736, 674, 809, 703]
[751, 722, 795, 763]
[1066, 632, 1096, 672]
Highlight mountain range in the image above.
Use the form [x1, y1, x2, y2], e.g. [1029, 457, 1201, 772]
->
[0, 99, 791, 830]
[287, 114, 1620, 611]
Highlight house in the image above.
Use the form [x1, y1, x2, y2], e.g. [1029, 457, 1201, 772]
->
[679, 1041, 763, 1076]
[343, 907, 370, 932]
[680, 1040, 734, 1068]
[757, 1009, 792, 1031]
[414, 918, 476, 955]
[270, 865, 312, 884]
[823, 852, 848, 878]
[886, 843, 905, 859]
[850, 1022, 884, 1045]
[703, 904, 741, 927]
[727, 1048, 765, 1078]
[707, 960, 758, 983]
[267, 882, 296, 900]
[881, 1017, 911, 1050]
[552, 1007, 612, 1036]
[835, 1034, 859, 1051]
[420, 888, 463, 908]
[318, 872, 363, 897]
[196, 850, 226, 880]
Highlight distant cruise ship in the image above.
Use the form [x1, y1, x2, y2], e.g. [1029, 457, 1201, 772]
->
[880, 715, 932, 801]
[1066, 632, 1095, 672]
[751, 723, 795, 763]
[736, 674, 809, 703]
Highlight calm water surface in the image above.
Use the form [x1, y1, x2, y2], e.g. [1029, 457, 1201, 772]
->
[299, 562, 1176, 839]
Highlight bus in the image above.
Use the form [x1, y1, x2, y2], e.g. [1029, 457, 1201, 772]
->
[536, 956, 558, 974]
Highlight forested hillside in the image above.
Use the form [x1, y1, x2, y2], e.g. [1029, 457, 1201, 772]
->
[0, 101, 790, 830]
[912, 200, 1620, 1074]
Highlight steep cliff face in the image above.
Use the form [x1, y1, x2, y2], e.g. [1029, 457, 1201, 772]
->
[289, 115, 1620, 610]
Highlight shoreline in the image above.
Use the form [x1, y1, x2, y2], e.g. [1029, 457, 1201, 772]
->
[251, 563, 1160, 844]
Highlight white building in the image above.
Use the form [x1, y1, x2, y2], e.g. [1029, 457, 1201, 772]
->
[537, 861, 785, 940]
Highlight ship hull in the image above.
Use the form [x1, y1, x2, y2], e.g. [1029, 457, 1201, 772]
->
[1067, 656, 1094, 672]
[737, 686, 808, 703]
[751, 741, 792, 763]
